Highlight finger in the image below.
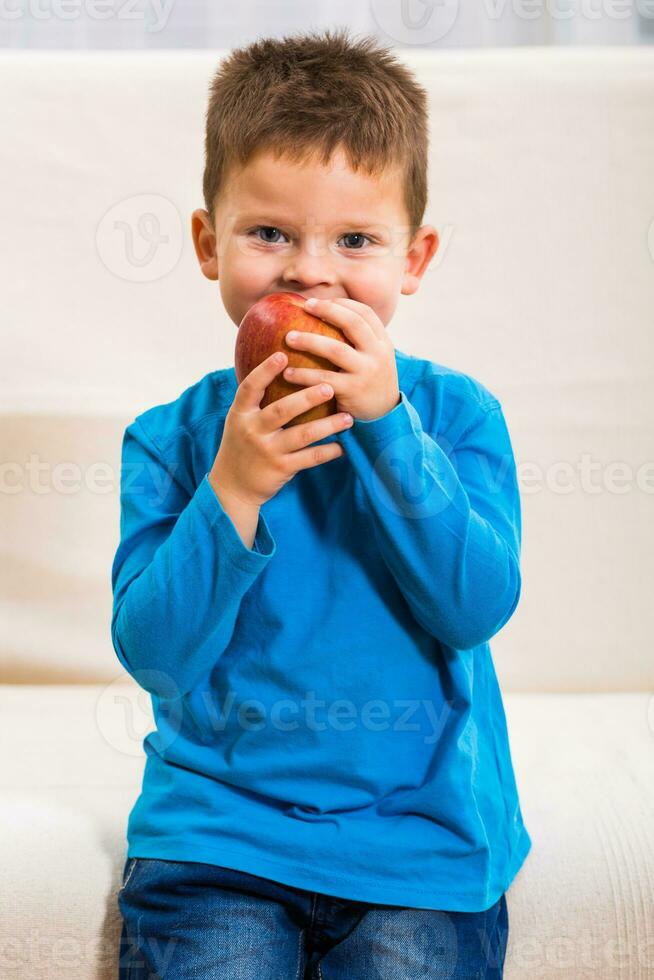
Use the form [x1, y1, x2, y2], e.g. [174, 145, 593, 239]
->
[282, 365, 340, 388]
[259, 381, 336, 434]
[302, 298, 371, 349]
[276, 407, 353, 454]
[329, 297, 386, 339]
[285, 439, 346, 474]
[284, 329, 357, 371]
[237, 351, 288, 410]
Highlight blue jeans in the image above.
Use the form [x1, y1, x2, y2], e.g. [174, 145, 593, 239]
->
[117, 857, 508, 979]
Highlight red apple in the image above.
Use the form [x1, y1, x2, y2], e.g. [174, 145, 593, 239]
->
[235, 291, 354, 427]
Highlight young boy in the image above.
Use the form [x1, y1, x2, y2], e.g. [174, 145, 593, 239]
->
[113, 26, 531, 979]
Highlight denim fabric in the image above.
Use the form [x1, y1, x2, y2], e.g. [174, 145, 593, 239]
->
[117, 857, 509, 979]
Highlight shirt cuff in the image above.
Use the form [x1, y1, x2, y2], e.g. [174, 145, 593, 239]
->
[337, 390, 416, 451]
[196, 473, 276, 569]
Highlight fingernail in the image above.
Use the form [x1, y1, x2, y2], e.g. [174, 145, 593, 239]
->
[287, 331, 298, 341]
[321, 384, 332, 395]
[305, 298, 318, 308]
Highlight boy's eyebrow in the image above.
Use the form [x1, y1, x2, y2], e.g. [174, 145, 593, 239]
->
[235, 211, 385, 230]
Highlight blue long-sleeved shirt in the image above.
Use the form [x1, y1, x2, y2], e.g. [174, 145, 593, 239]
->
[110, 347, 532, 912]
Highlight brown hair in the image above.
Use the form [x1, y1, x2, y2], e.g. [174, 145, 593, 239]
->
[201, 26, 429, 242]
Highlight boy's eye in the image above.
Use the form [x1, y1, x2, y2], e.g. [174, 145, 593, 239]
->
[248, 226, 372, 249]
[340, 232, 370, 250]
[250, 226, 287, 245]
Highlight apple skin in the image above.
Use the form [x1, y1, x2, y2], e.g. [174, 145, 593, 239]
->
[235, 291, 354, 428]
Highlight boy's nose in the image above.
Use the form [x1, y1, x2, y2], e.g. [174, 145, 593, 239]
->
[281, 245, 336, 290]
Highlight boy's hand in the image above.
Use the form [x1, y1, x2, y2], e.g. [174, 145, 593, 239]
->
[209, 352, 353, 509]
[282, 298, 401, 422]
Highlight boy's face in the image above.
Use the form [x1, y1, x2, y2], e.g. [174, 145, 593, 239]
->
[191, 145, 439, 329]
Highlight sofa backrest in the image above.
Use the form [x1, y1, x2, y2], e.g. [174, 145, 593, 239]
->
[1, 48, 653, 691]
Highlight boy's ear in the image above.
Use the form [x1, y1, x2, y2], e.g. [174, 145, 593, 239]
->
[401, 225, 440, 297]
[191, 208, 219, 281]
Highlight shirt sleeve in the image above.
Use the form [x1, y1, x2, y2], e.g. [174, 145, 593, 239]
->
[110, 418, 276, 698]
[336, 389, 522, 650]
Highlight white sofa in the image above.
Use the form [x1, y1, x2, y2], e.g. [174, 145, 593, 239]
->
[1, 46, 653, 979]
